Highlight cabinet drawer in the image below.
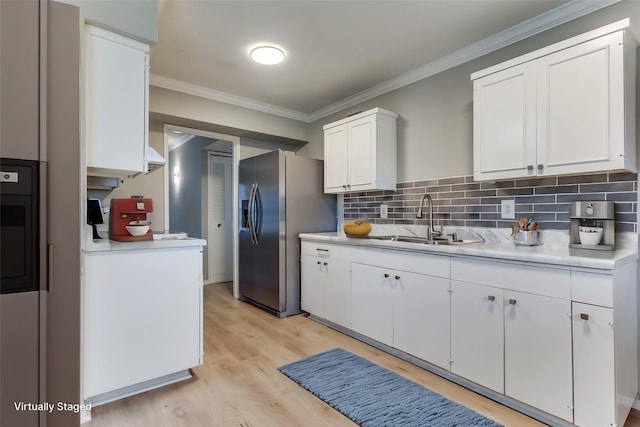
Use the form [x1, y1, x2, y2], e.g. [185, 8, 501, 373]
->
[451, 257, 570, 299]
[351, 247, 450, 278]
[571, 271, 613, 307]
[301, 241, 352, 260]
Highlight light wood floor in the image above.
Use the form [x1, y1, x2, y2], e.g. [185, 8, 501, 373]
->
[86, 282, 640, 427]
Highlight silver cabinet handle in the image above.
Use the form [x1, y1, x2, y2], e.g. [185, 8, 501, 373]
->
[527, 165, 534, 171]
[488, 295, 495, 301]
[580, 313, 589, 320]
[509, 299, 517, 305]
[537, 164, 544, 170]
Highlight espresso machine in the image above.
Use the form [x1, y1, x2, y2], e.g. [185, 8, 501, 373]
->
[569, 201, 615, 252]
[109, 197, 153, 241]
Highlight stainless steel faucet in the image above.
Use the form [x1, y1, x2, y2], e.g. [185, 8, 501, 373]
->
[417, 194, 437, 241]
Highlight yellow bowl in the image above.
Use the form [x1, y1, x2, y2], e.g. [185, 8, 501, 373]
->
[343, 220, 371, 236]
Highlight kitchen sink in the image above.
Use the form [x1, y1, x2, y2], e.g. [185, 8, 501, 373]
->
[367, 235, 482, 245]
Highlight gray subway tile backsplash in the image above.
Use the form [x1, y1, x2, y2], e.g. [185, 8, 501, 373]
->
[343, 172, 638, 232]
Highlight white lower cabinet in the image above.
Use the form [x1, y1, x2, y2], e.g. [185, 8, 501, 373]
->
[450, 281, 504, 393]
[393, 269, 450, 369]
[351, 262, 450, 369]
[299, 237, 637, 427]
[84, 247, 203, 400]
[300, 254, 351, 329]
[572, 302, 615, 427]
[351, 263, 394, 346]
[504, 291, 573, 422]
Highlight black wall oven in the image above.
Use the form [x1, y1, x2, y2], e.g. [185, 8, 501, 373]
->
[1, 158, 39, 294]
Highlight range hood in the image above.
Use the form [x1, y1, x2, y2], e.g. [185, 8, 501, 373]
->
[146, 146, 165, 173]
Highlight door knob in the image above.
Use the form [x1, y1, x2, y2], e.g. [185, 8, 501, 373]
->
[217, 223, 222, 228]
[509, 299, 517, 305]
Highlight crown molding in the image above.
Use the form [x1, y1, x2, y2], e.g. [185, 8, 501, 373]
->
[308, 0, 621, 122]
[150, 0, 621, 124]
[149, 74, 311, 122]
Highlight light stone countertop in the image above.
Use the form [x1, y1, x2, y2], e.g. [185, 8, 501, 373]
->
[84, 229, 206, 253]
[299, 226, 638, 271]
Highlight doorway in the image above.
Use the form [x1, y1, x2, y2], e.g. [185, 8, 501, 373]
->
[164, 124, 240, 297]
[204, 151, 232, 283]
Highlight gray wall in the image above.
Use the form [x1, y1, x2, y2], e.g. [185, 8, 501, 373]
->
[168, 136, 213, 238]
[298, 1, 640, 183]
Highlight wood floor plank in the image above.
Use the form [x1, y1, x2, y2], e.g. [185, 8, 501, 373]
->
[85, 282, 640, 427]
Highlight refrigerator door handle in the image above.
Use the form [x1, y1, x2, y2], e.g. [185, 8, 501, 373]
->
[248, 183, 258, 245]
[252, 183, 260, 244]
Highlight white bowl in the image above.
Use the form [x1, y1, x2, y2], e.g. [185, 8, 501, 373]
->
[579, 227, 603, 246]
[125, 225, 150, 236]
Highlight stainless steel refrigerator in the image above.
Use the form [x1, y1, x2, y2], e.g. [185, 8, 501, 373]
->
[239, 150, 336, 318]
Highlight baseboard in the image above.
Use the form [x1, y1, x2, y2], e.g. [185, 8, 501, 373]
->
[632, 398, 640, 411]
[85, 370, 192, 407]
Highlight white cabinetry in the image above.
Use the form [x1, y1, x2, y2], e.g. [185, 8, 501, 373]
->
[300, 243, 351, 329]
[450, 281, 504, 393]
[83, 246, 203, 401]
[85, 25, 150, 177]
[299, 235, 637, 426]
[570, 265, 637, 427]
[504, 291, 573, 422]
[472, 21, 636, 181]
[451, 257, 573, 422]
[351, 250, 451, 369]
[351, 263, 394, 346]
[323, 108, 397, 193]
[572, 302, 615, 427]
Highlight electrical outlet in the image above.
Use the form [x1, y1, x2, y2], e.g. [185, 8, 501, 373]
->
[501, 199, 515, 219]
[380, 204, 389, 219]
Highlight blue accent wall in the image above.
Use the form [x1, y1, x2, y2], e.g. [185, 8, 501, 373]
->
[168, 136, 214, 237]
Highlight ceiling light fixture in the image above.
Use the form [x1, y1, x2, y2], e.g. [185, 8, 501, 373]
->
[250, 45, 286, 65]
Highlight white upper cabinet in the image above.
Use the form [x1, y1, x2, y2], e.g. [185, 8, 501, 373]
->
[323, 108, 397, 193]
[85, 25, 150, 177]
[472, 19, 636, 181]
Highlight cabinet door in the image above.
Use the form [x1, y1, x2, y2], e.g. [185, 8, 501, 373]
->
[324, 258, 352, 329]
[324, 124, 349, 193]
[347, 116, 375, 190]
[394, 271, 450, 369]
[473, 63, 537, 181]
[451, 281, 504, 392]
[85, 26, 148, 174]
[300, 255, 324, 317]
[0, 0, 40, 160]
[504, 291, 573, 422]
[351, 263, 393, 346]
[537, 32, 625, 176]
[572, 303, 615, 427]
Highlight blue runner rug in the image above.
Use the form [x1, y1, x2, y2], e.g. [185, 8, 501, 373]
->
[279, 348, 504, 427]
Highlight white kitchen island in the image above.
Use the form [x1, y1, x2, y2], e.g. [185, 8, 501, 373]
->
[300, 230, 638, 427]
[82, 234, 206, 408]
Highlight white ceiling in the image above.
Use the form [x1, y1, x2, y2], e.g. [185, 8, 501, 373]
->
[150, 0, 618, 122]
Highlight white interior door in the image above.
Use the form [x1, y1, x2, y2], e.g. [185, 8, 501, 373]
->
[207, 154, 232, 283]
